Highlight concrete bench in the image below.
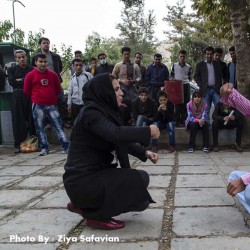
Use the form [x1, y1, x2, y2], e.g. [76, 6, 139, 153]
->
[46, 127, 237, 147]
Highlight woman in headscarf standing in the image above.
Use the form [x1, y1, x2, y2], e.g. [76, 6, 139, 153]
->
[63, 73, 160, 230]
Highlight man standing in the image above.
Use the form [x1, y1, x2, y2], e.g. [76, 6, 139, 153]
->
[228, 46, 237, 89]
[24, 53, 69, 156]
[67, 58, 93, 124]
[170, 49, 192, 126]
[194, 46, 223, 123]
[213, 47, 229, 84]
[145, 53, 169, 102]
[8, 50, 35, 153]
[134, 52, 146, 88]
[94, 53, 114, 75]
[31, 37, 70, 128]
[112, 46, 141, 101]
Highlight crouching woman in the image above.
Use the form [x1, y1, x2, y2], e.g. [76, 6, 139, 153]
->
[63, 73, 160, 230]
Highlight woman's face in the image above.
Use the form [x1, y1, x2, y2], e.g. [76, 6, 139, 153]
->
[112, 79, 124, 107]
[193, 95, 201, 105]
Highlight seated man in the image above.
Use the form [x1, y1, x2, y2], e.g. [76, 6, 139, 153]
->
[228, 171, 250, 214]
[132, 87, 157, 150]
[212, 101, 244, 152]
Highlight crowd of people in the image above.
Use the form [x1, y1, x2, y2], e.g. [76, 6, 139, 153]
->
[2, 37, 250, 228]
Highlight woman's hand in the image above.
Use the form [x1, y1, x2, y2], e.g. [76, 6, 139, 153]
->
[149, 125, 160, 139]
[227, 178, 246, 197]
[145, 150, 159, 164]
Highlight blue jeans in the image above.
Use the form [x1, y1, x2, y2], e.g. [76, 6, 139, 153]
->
[155, 121, 175, 146]
[203, 87, 220, 124]
[32, 104, 69, 151]
[135, 115, 157, 146]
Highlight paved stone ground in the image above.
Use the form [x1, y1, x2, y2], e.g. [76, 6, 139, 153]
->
[0, 145, 249, 250]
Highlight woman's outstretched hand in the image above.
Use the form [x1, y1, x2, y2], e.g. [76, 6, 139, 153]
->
[149, 125, 160, 139]
[220, 83, 233, 97]
[145, 150, 159, 164]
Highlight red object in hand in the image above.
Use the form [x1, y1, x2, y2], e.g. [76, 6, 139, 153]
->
[164, 80, 184, 105]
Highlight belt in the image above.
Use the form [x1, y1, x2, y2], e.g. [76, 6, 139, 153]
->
[207, 85, 215, 89]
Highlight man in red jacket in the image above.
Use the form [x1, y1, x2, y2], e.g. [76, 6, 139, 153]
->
[24, 53, 69, 156]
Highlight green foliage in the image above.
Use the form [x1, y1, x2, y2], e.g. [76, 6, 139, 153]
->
[0, 20, 13, 41]
[119, 0, 143, 8]
[191, 0, 250, 41]
[83, 32, 121, 64]
[163, 0, 230, 70]
[116, 0, 158, 65]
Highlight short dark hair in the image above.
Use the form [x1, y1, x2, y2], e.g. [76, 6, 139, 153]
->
[204, 46, 214, 54]
[35, 53, 46, 62]
[158, 90, 167, 98]
[97, 52, 106, 59]
[72, 58, 83, 65]
[138, 87, 149, 95]
[229, 46, 235, 52]
[154, 53, 162, 58]
[121, 46, 131, 54]
[90, 57, 97, 62]
[179, 49, 187, 55]
[38, 37, 50, 45]
[214, 47, 223, 54]
[192, 91, 202, 100]
[74, 50, 82, 55]
[135, 52, 143, 57]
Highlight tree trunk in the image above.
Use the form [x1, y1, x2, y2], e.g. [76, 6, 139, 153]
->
[229, 0, 250, 144]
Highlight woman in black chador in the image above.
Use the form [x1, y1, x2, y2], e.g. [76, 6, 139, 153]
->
[63, 73, 159, 230]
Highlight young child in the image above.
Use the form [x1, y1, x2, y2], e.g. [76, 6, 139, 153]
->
[154, 90, 176, 152]
[185, 91, 209, 153]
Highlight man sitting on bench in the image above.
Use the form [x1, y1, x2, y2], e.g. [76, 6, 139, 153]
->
[212, 101, 244, 152]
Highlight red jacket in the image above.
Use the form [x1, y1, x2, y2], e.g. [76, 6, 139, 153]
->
[24, 67, 61, 105]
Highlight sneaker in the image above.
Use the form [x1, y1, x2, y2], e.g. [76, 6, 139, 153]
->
[187, 148, 193, 153]
[213, 146, 219, 152]
[203, 147, 209, 153]
[151, 146, 158, 152]
[235, 144, 242, 152]
[62, 148, 68, 154]
[168, 145, 175, 153]
[39, 149, 48, 156]
[14, 147, 21, 154]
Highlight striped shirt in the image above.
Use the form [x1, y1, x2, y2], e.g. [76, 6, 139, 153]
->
[220, 88, 250, 118]
[242, 173, 250, 185]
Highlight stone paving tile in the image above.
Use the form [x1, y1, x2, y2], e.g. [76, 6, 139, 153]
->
[42, 166, 64, 175]
[0, 190, 44, 207]
[0, 244, 55, 250]
[136, 166, 172, 174]
[178, 153, 210, 159]
[0, 209, 12, 219]
[33, 189, 69, 208]
[149, 175, 171, 188]
[18, 154, 67, 166]
[0, 166, 45, 176]
[0, 177, 22, 188]
[138, 158, 174, 166]
[171, 237, 250, 250]
[178, 165, 217, 174]
[176, 174, 225, 188]
[16, 176, 62, 188]
[69, 241, 159, 250]
[82, 209, 164, 240]
[178, 158, 214, 166]
[0, 209, 80, 243]
[173, 207, 249, 236]
[148, 189, 167, 208]
[175, 188, 235, 206]
[221, 157, 250, 165]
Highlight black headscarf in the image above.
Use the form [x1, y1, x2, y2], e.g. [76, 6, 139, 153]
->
[81, 73, 130, 168]
[82, 73, 121, 125]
